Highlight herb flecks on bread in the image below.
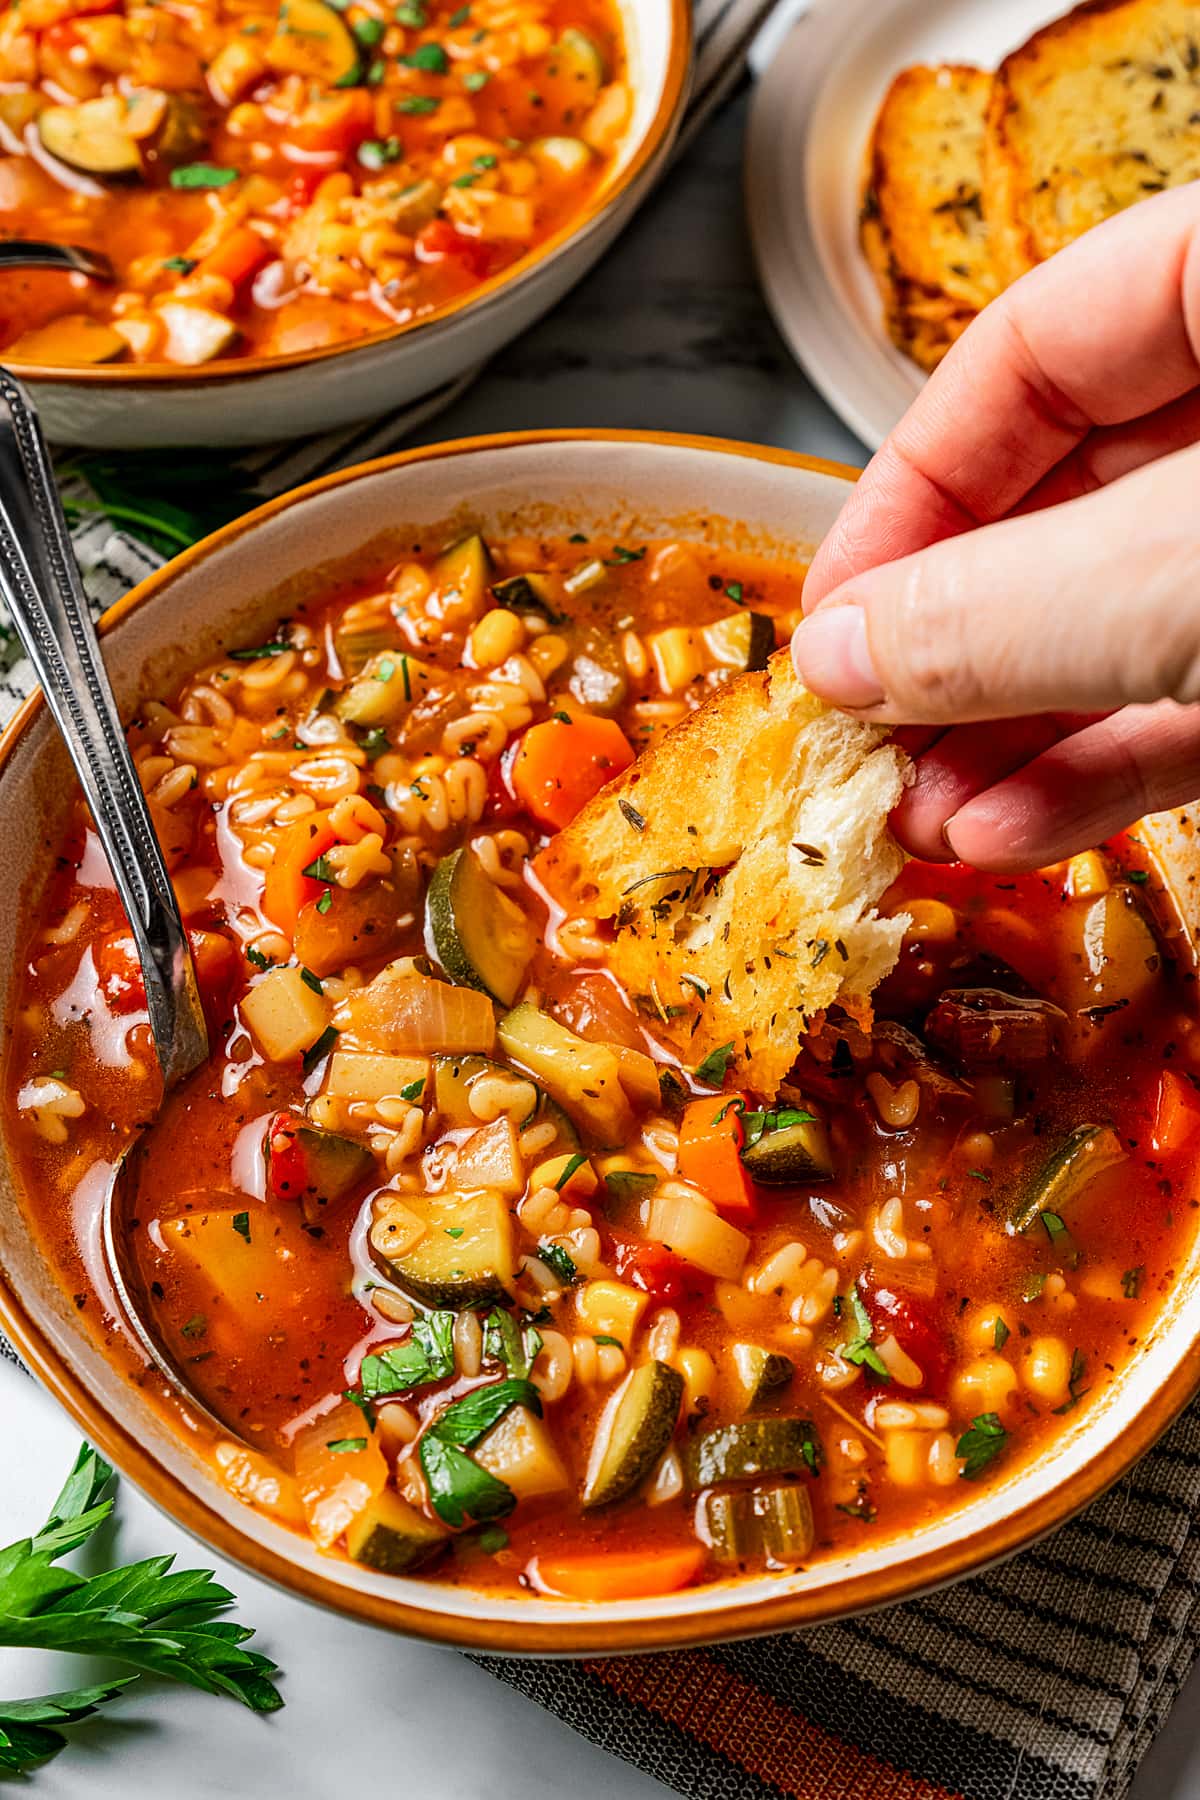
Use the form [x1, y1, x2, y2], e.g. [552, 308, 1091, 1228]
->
[536, 653, 911, 1097]
[861, 63, 999, 372]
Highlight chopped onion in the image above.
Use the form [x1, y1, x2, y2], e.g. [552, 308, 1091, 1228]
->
[336, 967, 495, 1055]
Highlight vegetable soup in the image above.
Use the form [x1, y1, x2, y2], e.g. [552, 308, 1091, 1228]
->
[4, 527, 1197, 1601]
[0, 0, 627, 367]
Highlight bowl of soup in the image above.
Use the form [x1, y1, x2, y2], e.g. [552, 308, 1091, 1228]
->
[0, 0, 689, 446]
[2, 429, 1200, 1652]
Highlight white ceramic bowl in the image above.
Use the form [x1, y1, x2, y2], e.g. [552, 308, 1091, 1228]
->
[9, 0, 690, 450]
[3, 430, 1199, 1652]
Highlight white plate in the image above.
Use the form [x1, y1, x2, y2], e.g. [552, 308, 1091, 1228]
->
[745, 0, 1072, 450]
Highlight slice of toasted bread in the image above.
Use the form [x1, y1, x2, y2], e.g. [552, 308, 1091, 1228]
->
[984, 0, 1200, 284]
[536, 653, 911, 1097]
[861, 64, 999, 372]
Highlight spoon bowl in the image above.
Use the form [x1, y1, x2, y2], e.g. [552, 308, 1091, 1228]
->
[0, 369, 216, 1416]
[0, 241, 115, 281]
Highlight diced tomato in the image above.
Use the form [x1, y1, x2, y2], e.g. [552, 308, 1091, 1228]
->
[858, 1270, 949, 1394]
[287, 89, 374, 157]
[265, 1112, 308, 1203]
[286, 170, 326, 212]
[414, 218, 494, 281]
[512, 714, 635, 832]
[1152, 1068, 1200, 1156]
[678, 1092, 756, 1221]
[93, 924, 240, 1035]
[612, 1238, 691, 1303]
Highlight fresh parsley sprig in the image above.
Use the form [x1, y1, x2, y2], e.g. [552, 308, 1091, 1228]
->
[0, 1445, 282, 1774]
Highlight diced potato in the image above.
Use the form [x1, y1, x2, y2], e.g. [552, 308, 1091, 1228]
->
[582, 81, 631, 153]
[609, 1043, 661, 1110]
[575, 1278, 647, 1343]
[157, 302, 238, 366]
[294, 1399, 388, 1550]
[649, 1188, 749, 1280]
[474, 1404, 570, 1501]
[325, 1051, 430, 1104]
[530, 1151, 597, 1199]
[455, 1117, 524, 1197]
[242, 964, 329, 1062]
[334, 652, 434, 727]
[207, 35, 268, 104]
[648, 626, 703, 693]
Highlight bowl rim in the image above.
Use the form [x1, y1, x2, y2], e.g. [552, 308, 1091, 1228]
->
[3, 425, 1198, 1653]
[5, 0, 691, 390]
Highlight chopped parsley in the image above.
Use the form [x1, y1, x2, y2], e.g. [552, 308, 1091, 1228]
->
[798, 1420, 823, 1476]
[724, 581, 744, 603]
[1039, 1209, 1079, 1267]
[402, 40, 448, 70]
[396, 94, 440, 113]
[419, 1379, 540, 1526]
[298, 966, 323, 995]
[169, 164, 238, 189]
[593, 1335, 622, 1348]
[1052, 1348, 1090, 1415]
[302, 1025, 339, 1073]
[360, 1310, 455, 1397]
[483, 1308, 542, 1378]
[229, 640, 291, 660]
[838, 1289, 889, 1381]
[553, 1152, 587, 1191]
[315, 889, 333, 915]
[463, 68, 489, 89]
[180, 1313, 207, 1340]
[692, 1042, 735, 1087]
[400, 1077, 426, 1102]
[246, 946, 275, 971]
[1128, 869, 1150, 884]
[476, 1525, 508, 1553]
[538, 1241, 578, 1285]
[352, 13, 384, 42]
[303, 853, 335, 882]
[445, 1226, 465, 1239]
[739, 1106, 818, 1148]
[1122, 1265, 1144, 1299]
[604, 545, 645, 565]
[325, 1437, 367, 1454]
[993, 1316, 1010, 1350]
[343, 1388, 377, 1431]
[162, 255, 197, 275]
[358, 137, 402, 170]
[396, 1, 426, 21]
[231, 1212, 250, 1243]
[957, 1413, 1009, 1479]
[603, 1170, 657, 1203]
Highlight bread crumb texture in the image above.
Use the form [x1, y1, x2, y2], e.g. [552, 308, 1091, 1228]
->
[536, 653, 911, 1096]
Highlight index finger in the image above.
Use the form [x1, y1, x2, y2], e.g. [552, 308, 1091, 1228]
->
[805, 180, 1200, 609]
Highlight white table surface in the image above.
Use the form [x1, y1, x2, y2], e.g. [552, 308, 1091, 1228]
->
[6, 88, 1200, 1800]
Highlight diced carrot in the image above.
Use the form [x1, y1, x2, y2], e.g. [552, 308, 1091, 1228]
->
[288, 89, 374, 155]
[1152, 1069, 1200, 1155]
[530, 1545, 705, 1601]
[261, 815, 338, 939]
[192, 226, 271, 295]
[512, 714, 634, 832]
[94, 923, 239, 1030]
[678, 1091, 756, 1221]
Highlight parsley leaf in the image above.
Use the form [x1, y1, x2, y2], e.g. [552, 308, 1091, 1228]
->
[400, 1077, 426, 1102]
[483, 1308, 542, 1378]
[693, 1042, 735, 1087]
[537, 1241, 578, 1285]
[957, 1412, 1010, 1479]
[0, 1444, 281, 1772]
[553, 1152, 587, 1191]
[402, 40, 448, 69]
[301, 1024, 338, 1072]
[169, 163, 238, 189]
[359, 1311, 455, 1397]
[1053, 1348, 1090, 1415]
[993, 1316, 1010, 1350]
[838, 1289, 890, 1382]
[603, 1170, 657, 1204]
[419, 1379, 540, 1526]
[325, 1437, 367, 1454]
[231, 1211, 250, 1242]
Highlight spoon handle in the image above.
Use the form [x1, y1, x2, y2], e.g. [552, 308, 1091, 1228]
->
[0, 368, 207, 1088]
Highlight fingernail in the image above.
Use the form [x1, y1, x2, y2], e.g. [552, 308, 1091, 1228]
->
[792, 606, 885, 709]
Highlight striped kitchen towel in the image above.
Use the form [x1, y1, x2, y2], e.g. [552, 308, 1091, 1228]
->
[5, 494, 1200, 1800]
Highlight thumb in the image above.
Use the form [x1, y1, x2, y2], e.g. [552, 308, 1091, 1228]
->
[791, 441, 1200, 725]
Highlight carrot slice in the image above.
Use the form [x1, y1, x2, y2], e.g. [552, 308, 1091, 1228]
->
[261, 815, 338, 939]
[529, 1544, 705, 1601]
[512, 714, 634, 831]
[193, 225, 271, 294]
[678, 1092, 756, 1220]
[1152, 1069, 1200, 1155]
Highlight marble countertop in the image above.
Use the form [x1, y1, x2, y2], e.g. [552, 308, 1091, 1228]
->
[5, 87, 1200, 1800]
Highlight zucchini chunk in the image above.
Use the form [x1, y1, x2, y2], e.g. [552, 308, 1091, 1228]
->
[700, 1481, 814, 1566]
[557, 25, 605, 94]
[345, 1488, 447, 1574]
[703, 612, 775, 673]
[38, 97, 141, 175]
[266, 1118, 373, 1223]
[435, 533, 492, 616]
[334, 651, 433, 727]
[739, 1107, 834, 1183]
[6, 315, 127, 366]
[433, 1052, 579, 1150]
[498, 1003, 634, 1146]
[266, 0, 360, 86]
[334, 621, 400, 678]
[370, 1188, 515, 1307]
[474, 1404, 570, 1501]
[685, 1418, 818, 1490]
[1009, 1123, 1127, 1236]
[426, 847, 536, 1006]
[731, 1343, 795, 1410]
[582, 1360, 683, 1509]
[490, 573, 564, 620]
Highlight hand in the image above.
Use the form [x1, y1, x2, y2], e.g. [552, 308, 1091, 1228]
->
[791, 182, 1200, 872]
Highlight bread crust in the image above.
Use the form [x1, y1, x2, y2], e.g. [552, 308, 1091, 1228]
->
[536, 653, 911, 1096]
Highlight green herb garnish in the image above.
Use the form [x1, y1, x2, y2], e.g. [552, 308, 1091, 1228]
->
[400, 1077, 426, 1102]
[396, 94, 440, 113]
[402, 40, 448, 69]
[553, 1152, 587, 1191]
[231, 1211, 250, 1242]
[483, 1308, 542, 1378]
[839, 1289, 889, 1382]
[229, 641, 291, 660]
[1122, 1265, 1144, 1298]
[604, 545, 645, 565]
[169, 164, 238, 189]
[463, 68, 488, 88]
[538, 1241, 578, 1285]
[360, 1311, 455, 1397]
[419, 1379, 540, 1526]
[302, 1024, 338, 1072]
[162, 255, 197, 274]
[693, 1042, 735, 1087]
[315, 890, 333, 915]
[1053, 1349, 1090, 1415]
[957, 1413, 1009, 1479]
[993, 1316, 1010, 1350]
[325, 1437, 367, 1454]
[299, 966, 323, 995]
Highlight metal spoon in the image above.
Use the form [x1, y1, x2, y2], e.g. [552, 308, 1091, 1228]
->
[0, 368, 235, 1434]
[0, 241, 115, 281]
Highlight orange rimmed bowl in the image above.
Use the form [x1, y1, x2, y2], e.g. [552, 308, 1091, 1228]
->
[2, 429, 1200, 1652]
[5, 0, 690, 450]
